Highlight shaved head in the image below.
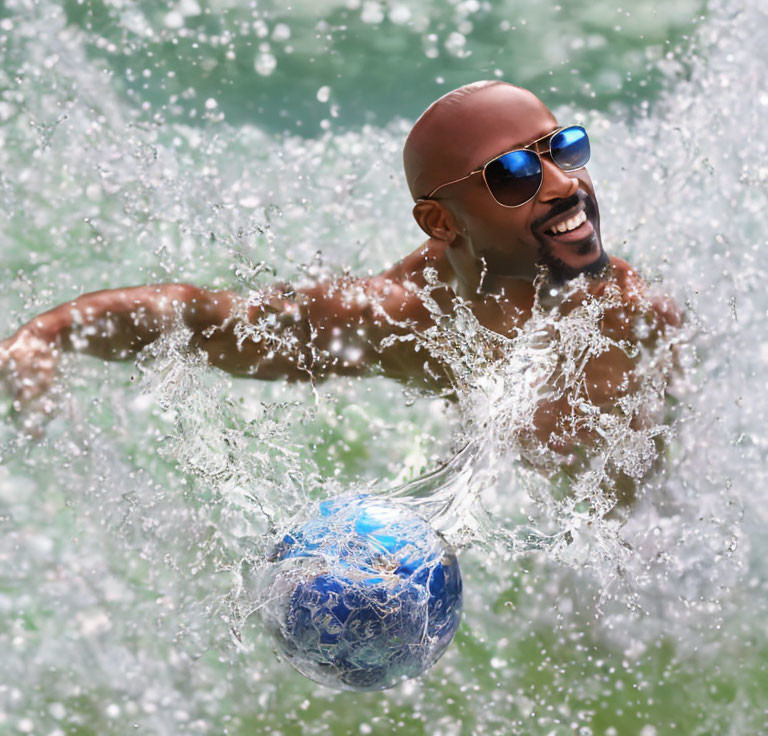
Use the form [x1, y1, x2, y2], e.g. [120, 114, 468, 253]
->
[403, 81, 552, 201]
[403, 81, 606, 283]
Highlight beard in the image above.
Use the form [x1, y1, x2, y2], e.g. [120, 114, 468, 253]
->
[530, 189, 609, 283]
[537, 242, 610, 284]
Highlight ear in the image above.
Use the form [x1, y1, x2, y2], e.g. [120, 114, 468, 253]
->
[412, 200, 461, 243]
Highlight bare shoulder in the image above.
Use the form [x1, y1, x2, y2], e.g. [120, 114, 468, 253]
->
[601, 254, 682, 333]
[380, 239, 455, 287]
[373, 239, 455, 322]
[607, 254, 641, 283]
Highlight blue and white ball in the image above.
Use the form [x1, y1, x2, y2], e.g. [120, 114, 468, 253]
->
[261, 494, 463, 691]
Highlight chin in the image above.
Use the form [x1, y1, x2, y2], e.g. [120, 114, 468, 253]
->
[539, 241, 609, 284]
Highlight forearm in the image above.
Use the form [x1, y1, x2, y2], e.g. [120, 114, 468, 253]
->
[2, 282, 319, 390]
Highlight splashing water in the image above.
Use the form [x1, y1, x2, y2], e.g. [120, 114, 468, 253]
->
[387, 269, 685, 570]
[1, 0, 767, 733]
[260, 493, 462, 691]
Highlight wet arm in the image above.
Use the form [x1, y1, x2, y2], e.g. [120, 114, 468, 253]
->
[4, 283, 312, 381]
[2, 242, 454, 388]
[293, 244, 455, 383]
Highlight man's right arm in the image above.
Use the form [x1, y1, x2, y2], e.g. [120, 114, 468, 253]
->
[0, 283, 313, 407]
[0, 241, 456, 407]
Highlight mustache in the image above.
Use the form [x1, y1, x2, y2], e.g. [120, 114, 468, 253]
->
[531, 192, 584, 231]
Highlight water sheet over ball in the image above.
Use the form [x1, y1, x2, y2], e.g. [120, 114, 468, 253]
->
[261, 494, 463, 691]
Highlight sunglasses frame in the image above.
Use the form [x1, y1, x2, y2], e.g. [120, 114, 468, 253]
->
[421, 125, 589, 208]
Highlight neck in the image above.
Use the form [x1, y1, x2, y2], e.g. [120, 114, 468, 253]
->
[445, 241, 538, 299]
[477, 268, 539, 296]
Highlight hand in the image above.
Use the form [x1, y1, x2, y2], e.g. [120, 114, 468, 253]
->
[0, 328, 61, 411]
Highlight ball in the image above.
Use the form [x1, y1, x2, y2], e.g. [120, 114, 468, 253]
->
[261, 494, 463, 691]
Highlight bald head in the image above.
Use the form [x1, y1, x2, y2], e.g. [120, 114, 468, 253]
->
[403, 82, 557, 201]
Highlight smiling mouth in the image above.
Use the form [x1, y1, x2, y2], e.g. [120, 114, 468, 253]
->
[543, 210, 596, 255]
[534, 192, 598, 252]
[547, 208, 587, 236]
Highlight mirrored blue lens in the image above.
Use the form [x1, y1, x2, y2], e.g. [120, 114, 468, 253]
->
[484, 149, 542, 206]
[550, 126, 590, 171]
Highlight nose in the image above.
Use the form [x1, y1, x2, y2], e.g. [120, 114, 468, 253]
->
[538, 157, 579, 202]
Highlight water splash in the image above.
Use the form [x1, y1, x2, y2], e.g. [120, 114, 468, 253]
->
[1, 0, 767, 733]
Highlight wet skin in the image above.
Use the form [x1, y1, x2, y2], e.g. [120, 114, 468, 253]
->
[408, 84, 607, 290]
[0, 83, 680, 451]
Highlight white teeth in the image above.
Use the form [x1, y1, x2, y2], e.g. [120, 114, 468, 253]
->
[549, 209, 586, 235]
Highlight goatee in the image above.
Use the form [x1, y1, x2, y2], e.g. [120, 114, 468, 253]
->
[537, 245, 610, 284]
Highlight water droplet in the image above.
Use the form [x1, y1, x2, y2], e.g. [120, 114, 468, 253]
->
[255, 52, 277, 76]
[179, 0, 201, 15]
[164, 11, 184, 29]
[361, 1, 385, 25]
[272, 23, 291, 42]
[389, 5, 411, 25]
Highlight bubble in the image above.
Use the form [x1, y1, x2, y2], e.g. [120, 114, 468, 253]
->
[48, 704, 65, 720]
[238, 195, 261, 209]
[252, 19, 269, 39]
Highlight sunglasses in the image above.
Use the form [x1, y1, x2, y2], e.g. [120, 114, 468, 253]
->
[422, 125, 590, 208]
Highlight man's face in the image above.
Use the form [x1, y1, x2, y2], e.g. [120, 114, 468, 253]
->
[432, 86, 606, 282]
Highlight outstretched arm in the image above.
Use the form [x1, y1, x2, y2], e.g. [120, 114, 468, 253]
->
[0, 283, 287, 406]
[0, 240, 456, 407]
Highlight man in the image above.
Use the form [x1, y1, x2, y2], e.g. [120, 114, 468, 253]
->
[0, 81, 679, 449]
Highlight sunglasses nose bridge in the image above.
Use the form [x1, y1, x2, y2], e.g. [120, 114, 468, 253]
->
[530, 138, 551, 157]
